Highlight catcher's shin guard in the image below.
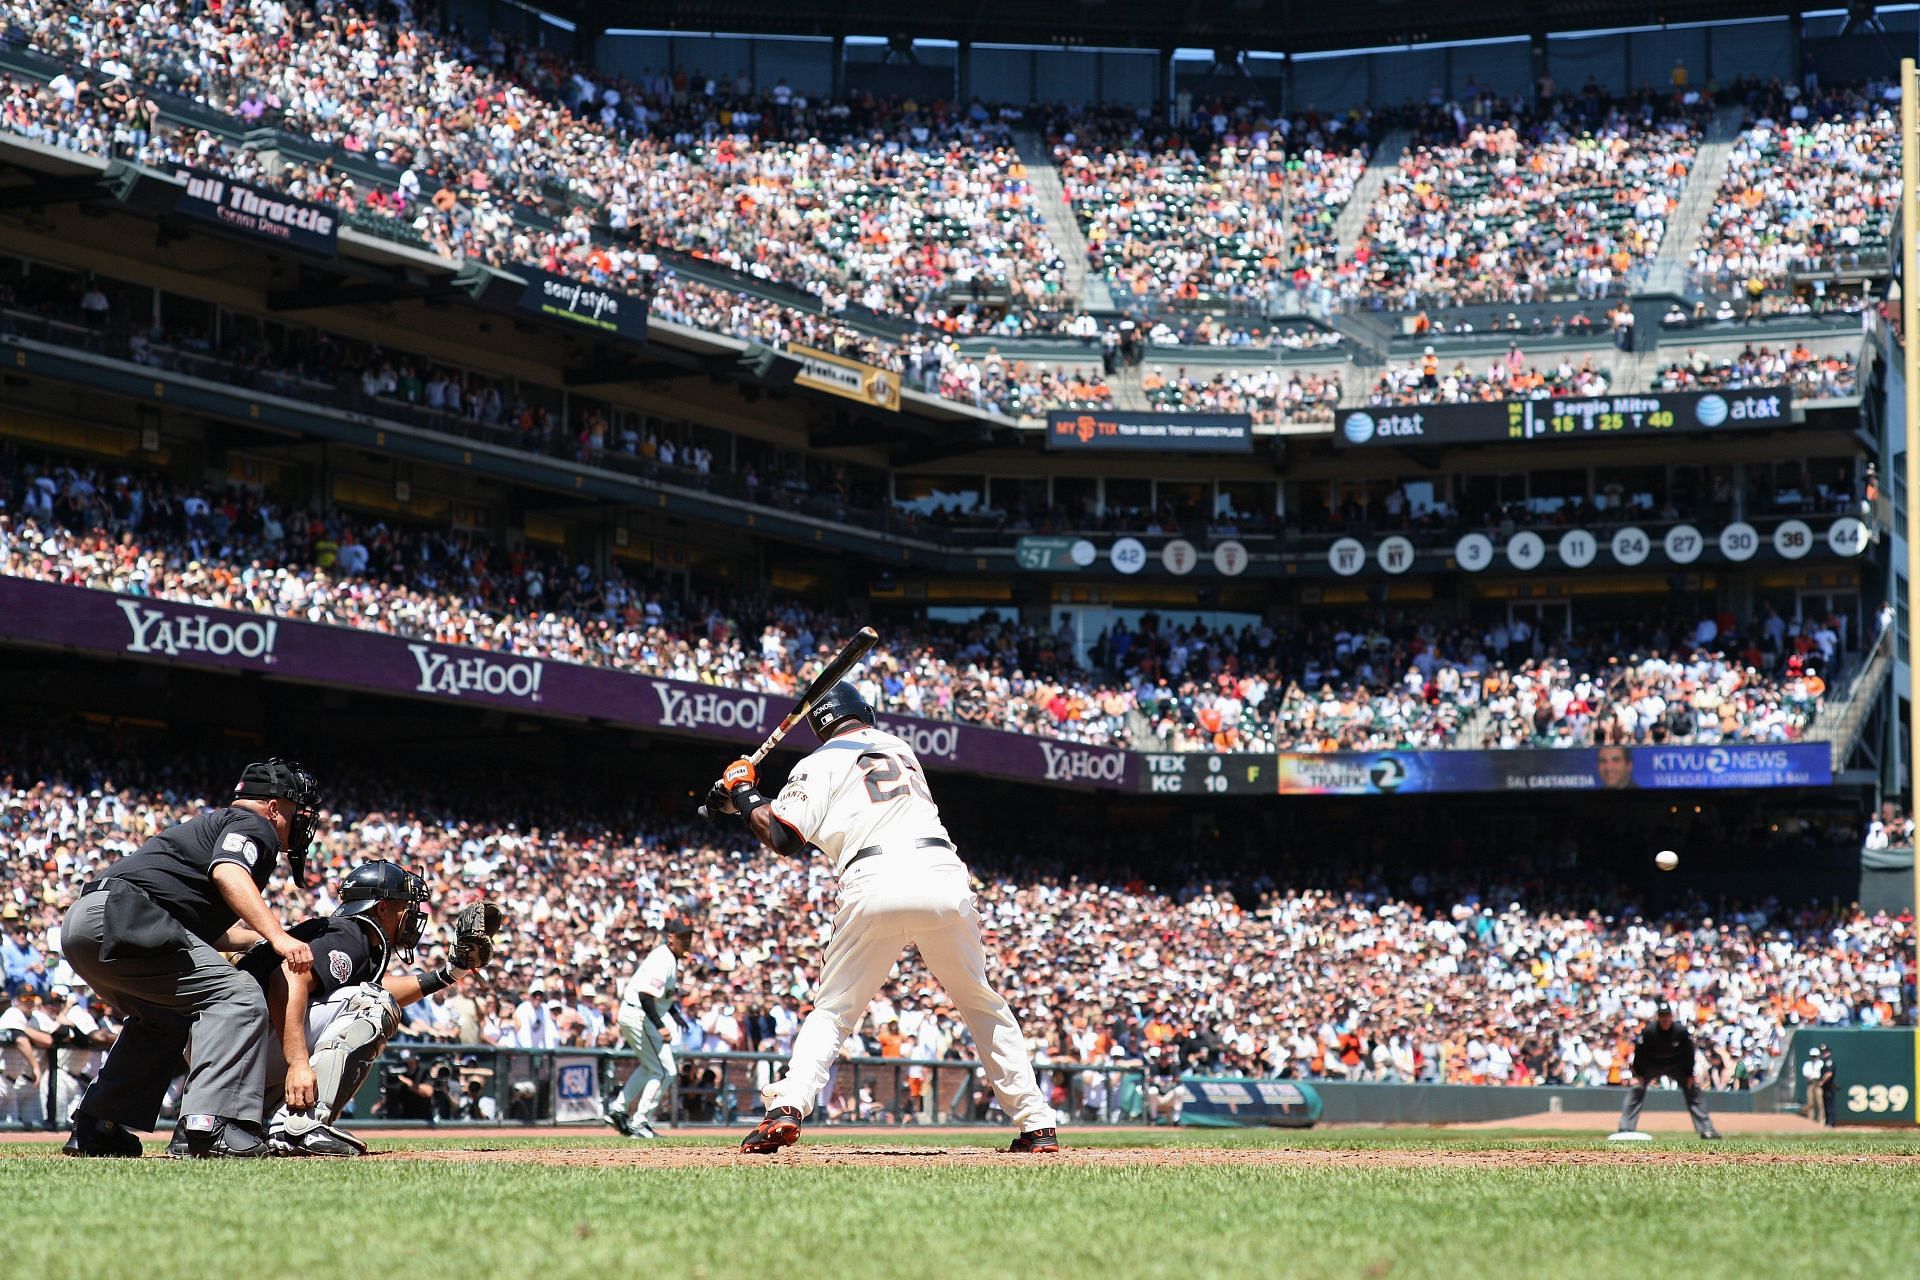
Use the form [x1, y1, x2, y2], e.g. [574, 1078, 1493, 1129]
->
[740, 1106, 803, 1154]
[282, 983, 398, 1140]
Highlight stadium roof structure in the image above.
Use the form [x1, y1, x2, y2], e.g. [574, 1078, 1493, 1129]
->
[557, 0, 1847, 54]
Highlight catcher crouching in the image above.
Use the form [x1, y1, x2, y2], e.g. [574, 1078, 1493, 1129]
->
[224, 861, 502, 1156]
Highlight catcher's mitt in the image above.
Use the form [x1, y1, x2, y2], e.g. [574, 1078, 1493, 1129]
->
[451, 900, 504, 970]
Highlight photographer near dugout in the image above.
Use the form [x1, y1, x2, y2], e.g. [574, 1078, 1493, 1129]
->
[231, 861, 503, 1155]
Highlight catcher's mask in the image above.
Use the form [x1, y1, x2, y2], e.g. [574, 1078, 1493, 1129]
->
[805, 681, 876, 741]
[335, 860, 431, 959]
[233, 758, 321, 883]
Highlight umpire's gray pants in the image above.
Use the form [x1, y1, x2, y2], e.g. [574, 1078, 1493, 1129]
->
[1618, 1074, 1717, 1136]
[61, 891, 268, 1130]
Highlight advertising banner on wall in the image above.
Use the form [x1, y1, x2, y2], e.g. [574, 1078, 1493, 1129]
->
[1335, 389, 1793, 448]
[170, 168, 339, 257]
[0, 578, 1134, 792]
[515, 268, 650, 343]
[790, 343, 901, 411]
[1274, 744, 1832, 794]
[1175, 1078, 1322, 1129]
[1045, 410, 1253, 453]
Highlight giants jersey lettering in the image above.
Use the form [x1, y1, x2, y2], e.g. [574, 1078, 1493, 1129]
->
[770, 727, 952, 873]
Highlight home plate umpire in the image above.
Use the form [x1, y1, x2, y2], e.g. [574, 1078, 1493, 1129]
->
[60, 759, 320, 1158]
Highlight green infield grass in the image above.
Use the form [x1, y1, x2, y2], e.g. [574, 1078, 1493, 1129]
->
[5, 1128, 1918, 1280]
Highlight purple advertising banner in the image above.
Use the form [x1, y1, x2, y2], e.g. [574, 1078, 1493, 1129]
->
[0, 578, 1138, 792]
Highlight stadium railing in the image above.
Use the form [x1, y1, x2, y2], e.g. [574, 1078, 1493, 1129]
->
[10, 1027, 1911, 1131]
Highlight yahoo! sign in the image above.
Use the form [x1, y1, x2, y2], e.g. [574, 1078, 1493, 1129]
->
[653, 685, 770, 733]
[120, 600, 279, 661]
[409, 645, 544, 701]
[2, 579, 1137, 792]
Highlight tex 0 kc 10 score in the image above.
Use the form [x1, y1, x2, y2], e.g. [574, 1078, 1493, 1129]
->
[1142, 754, 1272, 794]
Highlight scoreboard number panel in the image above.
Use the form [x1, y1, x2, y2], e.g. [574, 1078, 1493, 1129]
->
[1140, 754, 1272, 795]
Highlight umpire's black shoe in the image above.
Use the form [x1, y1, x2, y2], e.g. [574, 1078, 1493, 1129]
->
[165, 1118, 191, 1158]
[175, 1114, 268, 1159]
[1009, 1126, 1061, 1154]
[62, 1112, 143, 1158]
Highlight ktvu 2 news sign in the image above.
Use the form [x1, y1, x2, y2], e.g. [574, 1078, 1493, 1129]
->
[1275, 745, 1831, 795]
[1336, 389, 1792, 449]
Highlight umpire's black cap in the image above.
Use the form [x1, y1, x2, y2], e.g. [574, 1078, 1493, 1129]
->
[1654, 1000, 1673, 1015]
[234, 758, 319, 809]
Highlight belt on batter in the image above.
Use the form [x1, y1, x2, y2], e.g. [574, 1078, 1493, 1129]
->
[843, 837, 954, 870]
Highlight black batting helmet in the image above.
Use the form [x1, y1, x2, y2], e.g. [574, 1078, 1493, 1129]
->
[806, 681, 876, 741]
[233, 758, 321, 882]
[336, 860, 430, 956]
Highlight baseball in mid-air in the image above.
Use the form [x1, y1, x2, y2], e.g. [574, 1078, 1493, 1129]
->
[1655, 850, 1679, 871]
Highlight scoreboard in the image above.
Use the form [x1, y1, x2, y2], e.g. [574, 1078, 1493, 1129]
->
[1139, 753, 1274, 795]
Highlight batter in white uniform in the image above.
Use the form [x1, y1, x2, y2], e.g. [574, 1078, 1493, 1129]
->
[606, 919, 693, 1139]
[707, 682, 1058, 1154]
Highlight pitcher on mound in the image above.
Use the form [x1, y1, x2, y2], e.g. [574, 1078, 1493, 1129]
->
[704, 683, 1058, 1154]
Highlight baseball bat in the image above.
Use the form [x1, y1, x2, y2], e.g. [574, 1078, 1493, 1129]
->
[697, 625, 879, 819]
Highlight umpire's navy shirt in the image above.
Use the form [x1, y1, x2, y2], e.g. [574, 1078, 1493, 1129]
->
[103, 808, 281, 943]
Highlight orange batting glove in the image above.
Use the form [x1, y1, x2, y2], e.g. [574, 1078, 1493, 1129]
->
[721, 759, 757, 790]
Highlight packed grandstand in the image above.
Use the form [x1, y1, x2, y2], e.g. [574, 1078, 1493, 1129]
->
[1, 733, 1908, 1112]
[0, 1, 1900, 421]
[0, 0, 1906, 1137]
[0, 443, 1848, 753]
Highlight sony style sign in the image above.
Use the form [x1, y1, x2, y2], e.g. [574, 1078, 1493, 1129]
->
[515, 268, 650, 344]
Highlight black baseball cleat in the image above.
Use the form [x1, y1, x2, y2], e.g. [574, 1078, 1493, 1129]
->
[604, 1108, 635, 1138]
[1699, 1130, 1723, 1141]
[62, 1112, 142, 1158]
[740, 1106, 803, 1154]
[1009, 1127, 1061, 1153]
[174, 1114, 268, 1159]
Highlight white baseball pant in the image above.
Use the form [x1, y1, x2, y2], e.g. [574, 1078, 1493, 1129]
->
[1, 1072, 45, 1127]
[614, 1019, 673, 1125]
[763, 855, 1051, 1132]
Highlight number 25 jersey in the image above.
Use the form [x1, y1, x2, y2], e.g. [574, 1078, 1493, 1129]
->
[769, 726, 952, 873]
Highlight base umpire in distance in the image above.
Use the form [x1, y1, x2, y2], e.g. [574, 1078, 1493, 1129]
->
[1616, 1000, 1722, 1140]
[60, 759, 320, 1158]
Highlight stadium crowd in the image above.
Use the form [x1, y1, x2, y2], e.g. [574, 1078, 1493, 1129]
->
[0, 9, 1118, 420]
[1048, 102, 1374, 310]
[1347, 97, 1701, 310]
[1651, 343, 1860, 401]
[1365, 345, 1612, 406]
[0, 441, 1850, 759]
[1142, 364, 1344, 426]
[0, 441, 1848, 756]
[1691, 81, 1903, 294]
[0, 732, 1908, 1129]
